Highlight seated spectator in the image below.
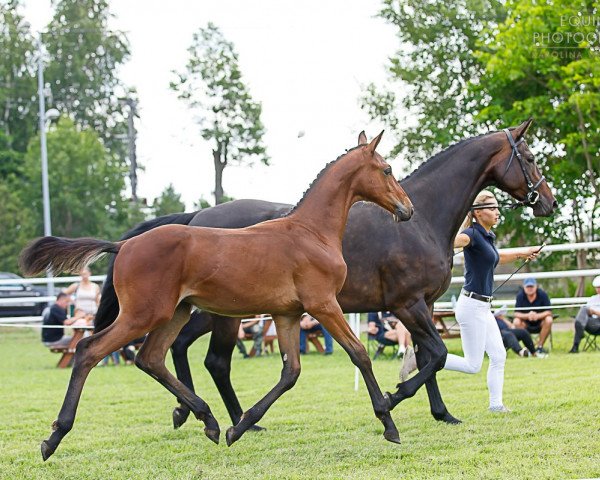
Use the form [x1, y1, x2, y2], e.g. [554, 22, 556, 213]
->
[494, 307, 537, 357]
[236, 315, 265, 358]
[513, 278, 553, 355]
[41, 292, 82, 348]
[367, 311, 411, 357]
[300, 313, 333, 354]
[569, 275, 600, 353]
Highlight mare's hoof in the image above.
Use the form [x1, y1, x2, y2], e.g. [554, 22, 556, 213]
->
[172, 407, 190, 429]
[204, 427, 220, 445]
[248, 424, 266, 432]
[383, 429, 401, 444]
[225, 426, 242, 447]
[435, 412, 462, 425]
[41, 440, 55, 461]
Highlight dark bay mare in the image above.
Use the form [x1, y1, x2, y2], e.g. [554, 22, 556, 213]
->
[21, 132, 415, 460]
[94, 119, 557, 432]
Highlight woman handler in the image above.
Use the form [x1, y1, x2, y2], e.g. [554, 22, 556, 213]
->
[444, 190, 540, 412]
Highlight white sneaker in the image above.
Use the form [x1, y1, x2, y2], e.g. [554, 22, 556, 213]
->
[488, 405, 511, 413]
[399, 345, 417, 382]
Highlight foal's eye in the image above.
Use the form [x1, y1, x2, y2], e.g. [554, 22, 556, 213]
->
[383, 166, 392, 176]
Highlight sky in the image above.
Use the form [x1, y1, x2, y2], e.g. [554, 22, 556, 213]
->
[22, 0, 405, 209]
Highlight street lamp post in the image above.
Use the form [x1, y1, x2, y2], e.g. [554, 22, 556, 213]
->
[37, 34, 59, 297]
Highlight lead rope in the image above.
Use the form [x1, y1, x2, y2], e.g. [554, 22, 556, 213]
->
[492, 243, 546, 295]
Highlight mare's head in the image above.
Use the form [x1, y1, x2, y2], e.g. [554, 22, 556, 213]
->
[487, 119, 556, 217]
[353, 131, 414, 222]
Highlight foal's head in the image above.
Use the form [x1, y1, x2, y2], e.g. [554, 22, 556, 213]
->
[354, 131, 414, 222]
[487, 119, 557, 217]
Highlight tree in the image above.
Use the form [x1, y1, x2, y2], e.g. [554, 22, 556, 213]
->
[0, 178, 35, 272]
[153, 184, 185, 217]
[21, 117, 128, 239]
[43, 0, 131, 157]
[0, 0, 37, 153]
[361, 0, 506, 164]
[170, 22, 268, 204]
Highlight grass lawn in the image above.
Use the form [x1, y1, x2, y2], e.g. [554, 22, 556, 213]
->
[0, 327, 598, 480]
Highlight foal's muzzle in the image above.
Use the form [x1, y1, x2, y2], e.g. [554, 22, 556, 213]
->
[393, 203, 414, 222]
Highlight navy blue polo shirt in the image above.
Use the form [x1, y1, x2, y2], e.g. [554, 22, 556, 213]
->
[462, 222, 499, 297]
[41, 304, 67, 343]
[515, 288, 552, 316]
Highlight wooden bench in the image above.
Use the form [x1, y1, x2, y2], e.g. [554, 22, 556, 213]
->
[432, 310, 461, 339]
[49, 328, 85, 368]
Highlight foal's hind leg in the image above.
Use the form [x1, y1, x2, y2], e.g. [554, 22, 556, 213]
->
[41, 320, 149, 461]
[308, 301, 400, 444]
[225, 314, 301, 446]
[136, 303, 221, 444]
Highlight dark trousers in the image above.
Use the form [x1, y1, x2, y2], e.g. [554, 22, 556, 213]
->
[300, 325, 333, 354]
[573, 307, 600, 347]
[501, 328, 536, 354]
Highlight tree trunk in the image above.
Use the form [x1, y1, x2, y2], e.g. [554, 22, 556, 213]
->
[213, 143, 224, 205]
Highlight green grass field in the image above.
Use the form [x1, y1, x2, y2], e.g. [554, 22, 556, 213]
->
[0, 327, 598, 480]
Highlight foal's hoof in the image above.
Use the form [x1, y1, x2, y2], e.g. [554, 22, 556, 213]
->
[435, 412, 462, 425]
[172, 407, 191, 429]
[40, 440, 55, 461]
[383, 429, 401, 445]
[204, 427, 220, 445]
[248, 424, 266, 432]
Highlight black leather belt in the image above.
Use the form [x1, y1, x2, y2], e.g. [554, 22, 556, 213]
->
[461, 289, 493, 303]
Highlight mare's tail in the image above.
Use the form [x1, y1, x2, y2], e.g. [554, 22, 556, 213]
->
[94, 211, 198, 333]
[20, 236, 121, 277]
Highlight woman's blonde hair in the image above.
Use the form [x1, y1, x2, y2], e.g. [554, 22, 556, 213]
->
[460, 190, 497, 232]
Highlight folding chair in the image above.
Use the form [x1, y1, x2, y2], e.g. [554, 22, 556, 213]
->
[367, 334, 397, 360]
[582, 331, 599, 352]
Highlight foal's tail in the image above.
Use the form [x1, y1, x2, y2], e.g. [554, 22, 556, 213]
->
[19, 236, 122, 277]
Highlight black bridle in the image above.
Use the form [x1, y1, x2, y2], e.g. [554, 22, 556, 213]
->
[501, 128, 545, 210]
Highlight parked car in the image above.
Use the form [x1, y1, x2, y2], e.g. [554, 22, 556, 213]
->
[0, 272, 47, 317]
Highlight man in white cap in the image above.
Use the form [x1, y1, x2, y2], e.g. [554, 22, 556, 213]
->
[569, 275, 600, 353]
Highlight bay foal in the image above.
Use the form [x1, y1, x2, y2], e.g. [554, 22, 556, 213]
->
[21, 132, 413, 460]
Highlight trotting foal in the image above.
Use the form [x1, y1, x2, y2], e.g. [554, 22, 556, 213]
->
[21, 131, 414, 460]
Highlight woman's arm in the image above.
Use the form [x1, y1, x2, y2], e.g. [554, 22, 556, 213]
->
[62, 282, 78, 295]
[498, 246, 541, 265]
[454, 233, 471, 249]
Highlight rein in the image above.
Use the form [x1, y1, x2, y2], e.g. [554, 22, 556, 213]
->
[501, 128, 545, 210]
[492, 243, 546, 295]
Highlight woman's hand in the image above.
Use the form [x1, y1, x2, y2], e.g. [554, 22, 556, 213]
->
[524, 246, 541, 262]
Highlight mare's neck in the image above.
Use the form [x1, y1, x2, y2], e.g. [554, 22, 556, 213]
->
[402, 140, 498, 248]
[288, 157, 360, 244]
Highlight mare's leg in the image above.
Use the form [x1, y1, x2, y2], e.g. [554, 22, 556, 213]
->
[41, 318, 151, 461]
[387, 300, 460, 423]
[171, 310, 214, 429]
[225, 314, 301, 446]
[309, 302, 400, 444]
[204, 316, 265, 430]
[136, 303, 220, 444]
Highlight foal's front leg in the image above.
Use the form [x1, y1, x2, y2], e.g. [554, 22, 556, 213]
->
[225, 314, 301, 446]
[309, 301, 400, 444]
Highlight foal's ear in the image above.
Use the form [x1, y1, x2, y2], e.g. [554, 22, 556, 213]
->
[513, 118, 534, 140]
[358, 131, 368, 145]
[368, 130, 384, 155]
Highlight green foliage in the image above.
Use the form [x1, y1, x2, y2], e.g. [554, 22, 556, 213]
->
[171, 22, 268, 204]
[152, 183, 186, 217]
[0, 328, 599, 479]
[21, 117, 128, 239]
[43, 0, 132, 158]
[0, 178, 35, 272]
[365, 0, 600, 272]
[194, 196, 212, 210]
[0, 0, 37, 152]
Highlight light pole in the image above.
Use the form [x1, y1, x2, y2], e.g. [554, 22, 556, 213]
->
[37, 33, 59, 296]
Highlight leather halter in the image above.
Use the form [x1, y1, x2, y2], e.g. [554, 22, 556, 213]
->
[502, 128, 545, 209]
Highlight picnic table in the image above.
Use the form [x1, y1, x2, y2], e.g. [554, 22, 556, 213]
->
[432, 310, 461, 339]
[50, 328, 86, 368]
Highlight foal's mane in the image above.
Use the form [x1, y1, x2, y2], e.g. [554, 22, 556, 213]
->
[402, 132, 493, 183]
[286, 144, 363, 216]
